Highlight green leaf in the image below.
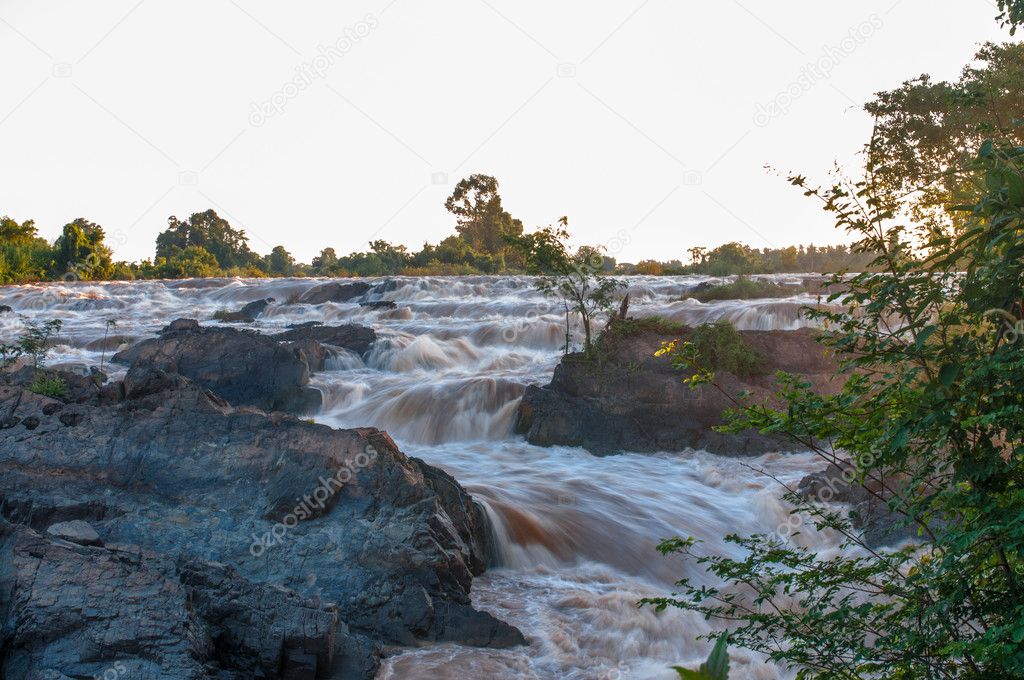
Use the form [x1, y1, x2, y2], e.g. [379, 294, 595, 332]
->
[702, 636, 731, 680]
[671, 667, 711, 680]
[938, 363, 960, 387]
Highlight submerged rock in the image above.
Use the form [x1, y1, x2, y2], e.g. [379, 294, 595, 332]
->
[516, 325, 839, 455]
[0, 371, 523, 679]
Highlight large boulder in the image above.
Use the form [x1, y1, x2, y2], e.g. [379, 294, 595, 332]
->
[0, 371, 523, 679]
[271, 323, 377, 356]
[516, 325, 839, 455]
[112, 321, 322, 413]
[797, 463, 918, 548]
[297, 282, 372, 305]
[214, 297, 275, 323]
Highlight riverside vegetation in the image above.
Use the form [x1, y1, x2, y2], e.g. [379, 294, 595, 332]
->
[643, 7, 1024, 677]
[3, 4, 1024, 679]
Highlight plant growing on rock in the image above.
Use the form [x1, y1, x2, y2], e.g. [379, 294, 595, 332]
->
[646, 137, 1024, 677]
[28, 373, 67, 398]
[506, 217, 624, 354]
[1, 318, 62, 371]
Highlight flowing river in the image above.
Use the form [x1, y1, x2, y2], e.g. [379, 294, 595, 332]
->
[0, 275, 838, 680]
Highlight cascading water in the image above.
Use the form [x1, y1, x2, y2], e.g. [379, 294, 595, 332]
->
[0, 274, 839, 679]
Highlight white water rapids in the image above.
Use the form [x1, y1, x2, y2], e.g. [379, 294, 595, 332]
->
[0, 274, 840, 680]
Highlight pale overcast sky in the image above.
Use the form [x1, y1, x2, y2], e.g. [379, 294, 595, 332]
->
[0, 1, 1010, 263]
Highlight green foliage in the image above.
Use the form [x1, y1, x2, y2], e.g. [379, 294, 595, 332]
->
[266, 245, 295, 275]
[668, 242, 873, 276]
[606, 315, 687, 337]
[647, 139, 1024, 677]
[658, 320, 766, 378]
[444, 174, 524, 256]
[154, 245, 222, 278]
[997, 0, 1024, 32]
[672, 636, 731, 680]
[29, 373, 67, 399]
[506, 217, 624, 352]
[1, 318, 62, 379]
[866, 42, 1024, 234]
[155, 209, 261, 271]
[689, 276, 803, 302]
[51, 218, 113, 280]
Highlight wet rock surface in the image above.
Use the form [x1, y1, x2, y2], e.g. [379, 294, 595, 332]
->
[111, 320, 377, 414]
[516, 326, 840, 455]
[215, 297, 276, 323]
[0, 367, 523, 679]
[797, 463, 919, 548]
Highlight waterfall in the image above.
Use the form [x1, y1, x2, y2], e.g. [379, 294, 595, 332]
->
[1, 274, 839, 679]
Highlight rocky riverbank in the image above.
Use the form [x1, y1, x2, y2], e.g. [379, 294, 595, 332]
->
[515, 320, 841, 455]
[0, 359, 523, 679]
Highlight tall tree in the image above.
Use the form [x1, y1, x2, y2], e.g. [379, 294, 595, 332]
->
[156, 209, 258, 270]
[267, 245, 295, 275]
[444, 174, 524, 255]
[52, 218, 113, 280]
[866, 42, 1024, 234]
[506, 217, 623, 353]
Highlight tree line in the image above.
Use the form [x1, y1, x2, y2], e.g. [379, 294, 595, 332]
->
[1, 171, 873, 284]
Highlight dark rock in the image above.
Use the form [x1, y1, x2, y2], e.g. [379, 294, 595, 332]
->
[21, 415, 39, 430]
[113, 322, 321, 414]
[360, 300, 397, 310]
[271, 324, 377, 357]
[46, 519, 102, 545]
[0, 520, 346, 679]
[516, 326, 839, 455]
[215, 298, 275, 323]
[162, 318, 200, 333]
[57, 410, 84, 427]
[82, 334, 134, 352]
[0, 376, 522, 677]
[297, 281, 372, 305]
[0, 304, 12, 314]
[798, 463, 918, 548]
[5, 367, 100, 404]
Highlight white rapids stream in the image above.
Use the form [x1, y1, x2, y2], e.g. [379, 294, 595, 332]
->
[0, 274, 839, 680]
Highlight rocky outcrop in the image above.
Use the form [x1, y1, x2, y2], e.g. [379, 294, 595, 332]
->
[296, 280, 398, 306]
[271, 323, 377, 356]
[798, 463, 918, 548]
[112, 322, 319, 414]
[298, 282, 372, 305]
[515, 325, 839, 455]
[0, 368, 523, 679]
[111, 321, 377, 414]
[214, 297, 275, 323]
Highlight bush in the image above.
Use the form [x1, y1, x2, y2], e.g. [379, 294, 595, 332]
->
[607, 315, 686, 337]
[689, 276, 800, 302]
[29, 374, 67, 399]
[687, 320, 766, 377]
